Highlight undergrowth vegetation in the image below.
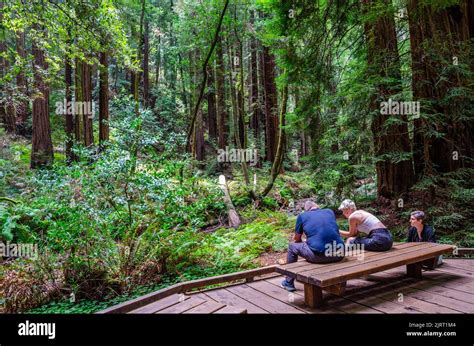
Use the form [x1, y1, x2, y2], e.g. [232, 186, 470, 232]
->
[1, 118, 472, 314]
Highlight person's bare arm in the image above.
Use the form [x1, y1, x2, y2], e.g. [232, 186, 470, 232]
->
[294, 233, 302, 243]
[339, 229, 351, 237]
[340, 214, 359, 237]
[293, 215, 304, 243]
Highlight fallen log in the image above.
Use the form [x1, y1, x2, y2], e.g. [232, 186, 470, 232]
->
[218, 175, 241, 228]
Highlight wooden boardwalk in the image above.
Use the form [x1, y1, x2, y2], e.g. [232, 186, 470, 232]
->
[125, 259, 474, 314]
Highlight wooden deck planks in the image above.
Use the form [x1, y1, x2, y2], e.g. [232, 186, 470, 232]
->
[129, 294, 190, 314]
[157, 296, 207, 313]
[203, 288, 269, 313]
[213, 305, 247, 314]
[184, 300, 226, 314]
[123, 257, 473, 314]
[264, 276, 382, 314]
[373, 271, 474, 306]
[247, 279, 342, 314]
[435, 264, 473, 278]
[344, 274, 469, 313]
[341, 277, 462, 314]
[443, 259, 473, 270]
[226, 284, 304, 314]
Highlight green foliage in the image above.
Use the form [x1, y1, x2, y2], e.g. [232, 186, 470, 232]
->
[200, 220, 288, 269]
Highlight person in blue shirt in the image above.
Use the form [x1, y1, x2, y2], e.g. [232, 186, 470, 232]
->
[407, 210, 443, 268]
[281, 201, 345, 292]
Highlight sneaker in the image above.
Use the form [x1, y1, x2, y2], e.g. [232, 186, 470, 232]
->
[280, 279, 296, 292]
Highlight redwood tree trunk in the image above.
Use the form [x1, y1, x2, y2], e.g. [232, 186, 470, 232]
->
[235, 39, 246, 149]
[74, 58, 82, 142]
[216, 36, 228, 149]
[31, 26, 53, 168]
[249, 26, 260, 148]
[0, 5, 15, 135]
[65, 44, 75, 163]
[262, 46, 278, 162]
[143, 20, 150, 107]
[206, 63, 217, 141]
[0, 1, 11, 133]
[195, 110, 205, 163]
[82, 60, 93, 147]
[407, 0, 474, 177]
[364, 0, 414, 198]
[15, 30, 28, 135]
[99, 51, 110, 144]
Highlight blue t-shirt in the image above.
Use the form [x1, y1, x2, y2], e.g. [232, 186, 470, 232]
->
[295, 208, 344, 254]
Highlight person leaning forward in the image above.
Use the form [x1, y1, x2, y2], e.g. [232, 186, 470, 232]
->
[281, 201, 345, 292]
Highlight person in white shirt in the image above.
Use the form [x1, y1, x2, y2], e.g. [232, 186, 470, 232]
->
[338, 199, 393, 251]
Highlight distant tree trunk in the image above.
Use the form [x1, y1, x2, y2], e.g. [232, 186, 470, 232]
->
[206, 63, 217, 141]
[65, 42, 75, 163]
[30, 26, 53, 168]
[0, 23, 15, 134]
[235, 37, 246, 149]
[178, 53, 188, 115]
[130, 69, 136, 96]
[294, 90, 306, 157]
[81, 60, 94, 147]
[262, 46, 278, 162]
[185, 0, 229, 152]
[195, 110, 205, 163]
[99, 51, 109, 145]
[0, 1, 4, 130]
[222, 34, 254, 197]
[0, 1, 12, 134]
[261, 83, 288, 197]
[308, 88, 322, 158]
[15, 30, 28, 135]
[407, 0, 474, 178]
[134, 0, 146, 117]
[74, 58, 82, 142]
[151, 34, 161, 109]
[226, 41, 239, 147]
[193, 50, 205, 164]
[216, 36, 228, 149]
[257, 40, 267, 156]
[363, 0, 414, 199]
[143, 20, 150, 107]
[249, 22, 260, 149]
[155, 35, 161, 86]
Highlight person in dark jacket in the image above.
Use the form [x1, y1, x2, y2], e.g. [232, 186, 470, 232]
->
[407, 210, 443, 268]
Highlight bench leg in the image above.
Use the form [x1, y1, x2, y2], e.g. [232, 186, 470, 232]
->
[304, 283, 323, 308]
[423, 257, 437, 270]
[407, 261, 423, 278]
[323, 282, 346, 296]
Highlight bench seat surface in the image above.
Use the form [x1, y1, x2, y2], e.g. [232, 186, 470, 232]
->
[276, 242, 454, 287]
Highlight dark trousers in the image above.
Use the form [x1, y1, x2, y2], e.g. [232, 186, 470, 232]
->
[352, 228, 393, 252]
[286, 242, 344, 283]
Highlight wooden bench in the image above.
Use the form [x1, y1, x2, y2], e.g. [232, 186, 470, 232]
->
[275, 242, 455, 308]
